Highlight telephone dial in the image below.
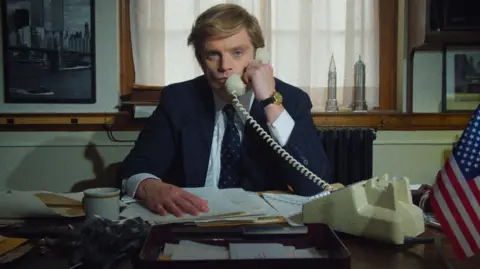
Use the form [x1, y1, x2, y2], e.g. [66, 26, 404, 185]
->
[225, 48, 425, 245]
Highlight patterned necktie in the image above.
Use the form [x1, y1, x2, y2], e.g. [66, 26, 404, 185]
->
[218, 104, 242, 188]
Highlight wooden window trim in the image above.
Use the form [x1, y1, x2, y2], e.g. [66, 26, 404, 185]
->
[0, 112, 472, 131]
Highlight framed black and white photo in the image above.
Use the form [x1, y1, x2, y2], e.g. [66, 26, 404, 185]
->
[1, 0, 95, 104]
[442, 45, 480, 112]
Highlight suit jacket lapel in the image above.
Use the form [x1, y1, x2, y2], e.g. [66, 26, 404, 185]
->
[181, 77, 215, 187]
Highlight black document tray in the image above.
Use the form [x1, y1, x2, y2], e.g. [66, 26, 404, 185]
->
[135, 223, 351, 269]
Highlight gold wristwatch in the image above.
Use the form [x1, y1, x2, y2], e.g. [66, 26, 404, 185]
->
[260, 91, 283, 108]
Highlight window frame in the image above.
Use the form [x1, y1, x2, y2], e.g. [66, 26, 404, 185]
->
[120, 0, 397, 111]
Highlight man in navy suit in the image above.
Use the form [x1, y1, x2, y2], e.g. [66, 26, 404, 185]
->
[118, 3, 331, 217]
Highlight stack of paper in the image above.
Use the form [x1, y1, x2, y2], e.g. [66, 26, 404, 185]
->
[120, 188, 281, 225]
[158, 240, 328, 260]
[261, 193, 311, 218]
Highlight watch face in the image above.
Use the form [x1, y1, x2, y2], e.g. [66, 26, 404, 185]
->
[273, 91, 283, 103]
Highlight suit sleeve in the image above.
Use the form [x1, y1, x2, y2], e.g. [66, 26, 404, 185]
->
[272, 91, 332, 196]
[117, 95, 175, 188]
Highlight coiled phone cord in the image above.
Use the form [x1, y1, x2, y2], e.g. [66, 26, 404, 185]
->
[231, 94, 334, 193]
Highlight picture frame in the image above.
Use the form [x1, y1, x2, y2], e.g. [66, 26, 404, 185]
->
[1, 0, 96, 104]
[442, 44, 480, 113]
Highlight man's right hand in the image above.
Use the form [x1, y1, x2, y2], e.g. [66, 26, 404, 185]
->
[135, 178, 209, 217]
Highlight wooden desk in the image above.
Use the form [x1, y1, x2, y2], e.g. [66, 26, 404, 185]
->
[3, 230, 480, 269]
[2, 221, 479, 269]
[340, 228, 480, 269]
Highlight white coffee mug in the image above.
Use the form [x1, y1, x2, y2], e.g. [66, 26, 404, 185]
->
[83, 187, 120, 221]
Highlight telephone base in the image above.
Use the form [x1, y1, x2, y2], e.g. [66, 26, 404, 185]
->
[302, 174, 425, 245]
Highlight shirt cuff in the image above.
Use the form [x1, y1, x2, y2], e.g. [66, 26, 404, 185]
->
[267, 109, 295, 147]
[122, 173, 161, 198]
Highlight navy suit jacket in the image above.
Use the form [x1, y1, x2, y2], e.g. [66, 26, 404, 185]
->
[117, 75, 332, 196]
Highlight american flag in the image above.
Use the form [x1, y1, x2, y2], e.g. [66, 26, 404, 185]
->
[430, 104, 480, 259]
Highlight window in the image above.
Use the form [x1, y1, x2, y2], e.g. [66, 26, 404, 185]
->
[122, 0, 396, 112]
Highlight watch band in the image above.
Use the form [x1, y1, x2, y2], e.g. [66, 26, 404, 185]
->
[260, 96, 276, 108]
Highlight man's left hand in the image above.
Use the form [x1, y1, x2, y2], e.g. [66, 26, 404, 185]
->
[242, 61, 276, 101]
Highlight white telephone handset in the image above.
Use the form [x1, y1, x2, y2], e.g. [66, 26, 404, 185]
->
[225, 48, 333, 193]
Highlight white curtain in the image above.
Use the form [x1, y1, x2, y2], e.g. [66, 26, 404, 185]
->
[129, 0, 379, 112]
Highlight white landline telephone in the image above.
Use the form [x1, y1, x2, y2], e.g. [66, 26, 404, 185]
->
[224, 48, 425, 245]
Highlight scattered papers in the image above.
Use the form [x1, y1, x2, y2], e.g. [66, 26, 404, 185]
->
[229, 243, 293, 259]
[0, 190, 85, 219]
[261, 193, 311, 218]
[120, 188, 280, 224]
[0, 236, 28, 256]
[161, 240, 229, 260]
[158, 240, 327, 260]
[0, 190, 129, 219]
[0, 236, 33, 264]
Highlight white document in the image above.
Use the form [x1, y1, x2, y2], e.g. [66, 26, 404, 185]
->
[294, 248, 328, 258]
[161, 243, 178, 257]
[229, 243, 294, 259]
[159, 241, 325, 260]
[120, 187, 276, 224]
[261, 193, 312, 218]
[0, 190, 84, 219]
[167, 240, 229, 260]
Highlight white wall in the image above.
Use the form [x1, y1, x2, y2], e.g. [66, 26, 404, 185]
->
[412, 52, 443, 112]
[0, 129, 459, 192]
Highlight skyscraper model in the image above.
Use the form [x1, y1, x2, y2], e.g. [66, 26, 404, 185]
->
[352, 55, 368, 112]
[326, 55, 339, 112]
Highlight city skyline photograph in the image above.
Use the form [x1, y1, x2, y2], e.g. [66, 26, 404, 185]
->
[2, 0, 96, 104]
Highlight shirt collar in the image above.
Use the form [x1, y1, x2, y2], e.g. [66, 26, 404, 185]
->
[213, 90, 254, 123]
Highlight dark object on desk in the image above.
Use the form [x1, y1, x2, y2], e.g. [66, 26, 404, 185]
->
[170, 224, 308, 236]
[412, 184, 433, 212]
[51, 217, 148, 269]
[136, 223, 350, 269]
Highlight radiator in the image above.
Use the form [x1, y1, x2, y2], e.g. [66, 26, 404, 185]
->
[317, 128, 377, 186]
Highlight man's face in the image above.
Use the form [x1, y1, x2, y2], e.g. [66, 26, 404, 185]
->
[201, 28, 254, 93]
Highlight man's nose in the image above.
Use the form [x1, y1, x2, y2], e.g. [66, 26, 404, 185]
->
[218, 55, 233, 73]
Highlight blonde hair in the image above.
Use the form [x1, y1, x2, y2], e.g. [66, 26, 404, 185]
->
[187, 3, 265, 66]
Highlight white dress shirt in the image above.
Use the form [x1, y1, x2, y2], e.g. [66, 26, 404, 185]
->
[122, 90, 295, 197]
